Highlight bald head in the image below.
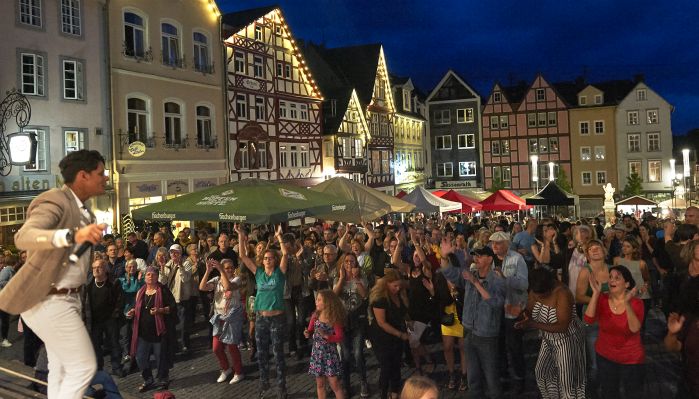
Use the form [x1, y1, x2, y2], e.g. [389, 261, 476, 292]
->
[685, 206, 699, 227]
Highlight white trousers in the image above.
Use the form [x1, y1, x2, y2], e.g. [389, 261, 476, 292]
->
[22, 293, 97, 399]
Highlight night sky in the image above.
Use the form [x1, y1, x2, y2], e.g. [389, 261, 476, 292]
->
[219, 0, 699, 136]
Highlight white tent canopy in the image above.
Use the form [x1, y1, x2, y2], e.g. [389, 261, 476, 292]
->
[402, 186, 462, 214]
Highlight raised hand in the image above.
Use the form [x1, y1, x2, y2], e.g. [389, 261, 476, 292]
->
[462, 269, 476, 284]
[624, 286, 638, 302]
[667, 312, 685, 334]
[440, 237, 454, 257]
[588, 273, 601, 295]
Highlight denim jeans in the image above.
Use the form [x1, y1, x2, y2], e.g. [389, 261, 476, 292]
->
[596, 354, 643, 399]
[284, 286, 307, 352]
[135, 338, 168, 382]
[503, 317, 525, 381]
[255, 313, 287, 391]
[85, 370, 123, 399]
[341, 324, 367, 391]
[585, 323, 599, 375]
[90, 318, 123, 372]
[465, 331, 502, 399]
[176, 300, 191, 349]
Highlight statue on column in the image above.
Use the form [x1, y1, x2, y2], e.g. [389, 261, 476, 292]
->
[603, 183, 615, 204]
[603, 183, 616, 226]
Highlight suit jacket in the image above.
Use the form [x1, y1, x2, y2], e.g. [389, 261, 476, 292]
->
[0, 185, 92, 315]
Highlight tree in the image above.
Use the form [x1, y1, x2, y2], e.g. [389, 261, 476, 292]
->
[622, 173, 643, 197]
[489, 174, 505, 192]
[555, 168, 573, 193]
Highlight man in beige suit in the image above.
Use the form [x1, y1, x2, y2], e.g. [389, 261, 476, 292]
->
[0, 150, 108, 399]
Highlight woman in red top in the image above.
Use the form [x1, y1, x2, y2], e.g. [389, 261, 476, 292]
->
[584, 265, 644, 399]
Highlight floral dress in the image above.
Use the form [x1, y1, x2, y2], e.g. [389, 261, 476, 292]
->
[308, 316, 343, 377]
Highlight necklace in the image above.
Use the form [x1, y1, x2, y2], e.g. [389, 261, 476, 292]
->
[144, 293, 154, 310]
[95, 279, 105, 288]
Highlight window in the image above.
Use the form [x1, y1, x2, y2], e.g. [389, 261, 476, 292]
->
[164, 102, 182, 146]
[536, 88, 545, 101]
[61, 0, 81, 35]
[20, 52, 45, 96]
[647, 109, 658, 124]
[528, 138, 538, 154]
[627, 111, 639, 125]
[254, 97, 265, 120]
[459, 161, 476, 176]
[628, 134, 641, 152]
[239, 142, 249, 169]
[289, 103, 298, 119]
[457, 134, 475, 149]
[580, 146, 591, 161]
[636, 89, 647, 101]
[258, 142, 268, 168]
[285, 64, 291, 78]
[127, 97, 148, 143]
[124, 12, 145, 58]
[491, 140, 501, 156]
[196, 106, 212, 147]
[500, 115, 509, 128]
[492, 166, 501, 182]
[436, 162, 453, 177]
[354, 139, 362, 157]
[23, 128, 46, 171]
[193, 32, 210, 73]
[299, 104, 308, 121]
[490, 115, 499, 129]
[647, 132, 660, 152]
[300, 145, 309, 167]
[381, 150, 391, 174]
[538, 138, 549, 153]
[579, 121, 589, 135]
[596, 171, 607, 185]
[19, 0, 42, 27]
[457, 108, 474, 123]
[253, 56, 263, 78]
[502, 166, 511, 185]
[628, 161, 641, 177]
[579, 96, 587, 106]
[501, 139, 510, 155]
[279, 145, 288, 168]
[234, 51, 245, 73]
[433, 109, 450, 125]
[493, 92, 502, 102]
[594, 146, 606, 160]
[594, 94, 602, 104]
[547, 112, 557, 126]
[161, 23, 180, 67]
[594, 120, 604, 134]
[235, 94, 247, 119]
[527, 113, 536, 127]
[436, 135, 452, 150]
[537, 112, 547, 127]
[549, 137, 559, 153]
[62, 59, 83, 100]
[64, 130, 84, 154]
[276, 62, 282, 77]
[403, 90, 411, 111]
[648, 160, 662, 182]
[290, 146, 299, 167]
[582, 172, 592, 185]
[254, 25, 263, 41]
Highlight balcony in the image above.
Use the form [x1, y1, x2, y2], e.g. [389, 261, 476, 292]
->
[335, 157, 368, 173]
[122, 43, 153, 62]
[195, 137, 218, 150]
[161, 54, 185, 69]
[194, 60, 215, 75]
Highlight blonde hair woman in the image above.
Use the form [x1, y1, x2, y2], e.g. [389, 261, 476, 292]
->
[400, 375, 438, 399]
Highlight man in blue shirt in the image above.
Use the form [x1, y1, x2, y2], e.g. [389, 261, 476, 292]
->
[511, 219, 537, 268]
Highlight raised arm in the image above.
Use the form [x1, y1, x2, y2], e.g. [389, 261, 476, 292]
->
[235, 224, 257, 275]
[276, 225, 289, 274]
[337, 227, 352, 254]
[363, 223, 376, 252]
[198, 260, 216, 291]
[583, 273, 601, 322]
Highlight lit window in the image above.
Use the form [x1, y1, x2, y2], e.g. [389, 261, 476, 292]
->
[64, 130, 85, 154]
[161, 23, 180, 67]
[594, 146, 606, 160]
[23, 128, 46, 171]
[580, 147, 591, 161]
[647, 109, 658, 124]
[648, 160, 661, 182]
[457, 108, 474, 123]
[628, 161, 641, 177]
[459, 161, 476, 176]
[627, 134, 641, 152]
[254, 25, 263, 41]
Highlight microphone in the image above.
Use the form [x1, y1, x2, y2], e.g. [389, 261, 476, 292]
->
[69, 242, 93, 264]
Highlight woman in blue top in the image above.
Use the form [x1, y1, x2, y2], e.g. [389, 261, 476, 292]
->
[119, 259, 144, 364]
[237, 224, 289, 399]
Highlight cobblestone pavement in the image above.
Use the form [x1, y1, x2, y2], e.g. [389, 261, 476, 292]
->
[0, 308, 681, 399]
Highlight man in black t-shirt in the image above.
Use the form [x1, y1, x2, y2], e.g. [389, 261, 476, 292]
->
[206, 233, 238, 266]
[126, 232, 149, 260]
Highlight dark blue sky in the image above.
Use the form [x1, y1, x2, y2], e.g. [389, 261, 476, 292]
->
[219, 0, 699, 136]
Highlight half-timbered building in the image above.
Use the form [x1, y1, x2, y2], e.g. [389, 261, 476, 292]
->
[222, 6, 324, 186]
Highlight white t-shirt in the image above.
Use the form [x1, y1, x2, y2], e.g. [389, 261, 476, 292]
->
[209, 275, 242, 315]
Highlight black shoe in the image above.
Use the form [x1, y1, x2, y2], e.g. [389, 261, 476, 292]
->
[156, 379, 170, 390]
[259, 382, 270, 398]
[138, 381, 154, 393]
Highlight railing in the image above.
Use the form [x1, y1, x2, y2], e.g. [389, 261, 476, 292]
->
[161, 54, 186, 69]
[194, 60, 215, 75]
[122, 42, 153, 62]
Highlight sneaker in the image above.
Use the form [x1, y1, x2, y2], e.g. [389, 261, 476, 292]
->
[230, 374, 244, 384]
[458, 374, 468, 391]
[0, 339, 12, 348]
[217, 369, 232, 383]
[365, 339, 372, 349]
[360, 382, 370, 398]
[121, 355, 131, 365]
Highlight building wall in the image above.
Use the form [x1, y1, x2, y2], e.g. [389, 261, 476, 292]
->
[108, 0, 227, 218]
[394, 113, 425, 191]
[615, 82, 674, 194]
[365, 48, 395, 194]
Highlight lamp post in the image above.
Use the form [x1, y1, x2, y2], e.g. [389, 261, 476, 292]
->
[548, 162, 555, 182]
[531, 155, 539, 192]
[683, 149, 691, 206]
[0, 89, 35, 176]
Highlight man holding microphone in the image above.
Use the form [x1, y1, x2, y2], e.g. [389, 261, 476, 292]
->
[0, 150, 109, 399]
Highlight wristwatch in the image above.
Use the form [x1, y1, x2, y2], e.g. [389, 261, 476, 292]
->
[66, 230, 76, 245]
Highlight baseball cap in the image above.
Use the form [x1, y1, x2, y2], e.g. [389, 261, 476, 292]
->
[489, 231, 511, 242]
[470, 246, 495, 257]
[613, 224, 625, 231]
[169, 244, 182, 252]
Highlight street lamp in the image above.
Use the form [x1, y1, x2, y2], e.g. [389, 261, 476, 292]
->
[683, 149, 691, 206]
[0, 89, 34, 176]
[548, 162, 555, 182]
[531, 155, 539, 192]
[672, 173, 683, 208]
[670, 159, 676, 179]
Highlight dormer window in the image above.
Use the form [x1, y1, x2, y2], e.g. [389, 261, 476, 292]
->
[594, 94, 603, 104]
[402, 89, 410, 111]
[254, 25, 263, 41]
[493, 92, 502, 103]
[579, 96, 587, 106]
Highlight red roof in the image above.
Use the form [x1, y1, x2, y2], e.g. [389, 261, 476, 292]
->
[480, 190, 532, 211]
[440, 190, 483, 213]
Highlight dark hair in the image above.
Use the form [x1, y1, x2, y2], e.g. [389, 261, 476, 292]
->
[59, 150, 105, 183]
[559, 221, 572, 233]
[529, 267, 556, 294]
[609, 265, 636, 290]
[534, 224, 545, 242]
[677, 224, 699, 242]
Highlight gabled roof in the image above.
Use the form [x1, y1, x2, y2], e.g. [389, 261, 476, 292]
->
[319, 44, 383, 106]
[498, 82, 528, 105]
[222, 5, 278, 36]
[552, 81, 587, 107]
[427, 69, 480, 102]
[616, 195, 658, 206]
[389, 74, 410, 86]
[589, 79, 637, 106]
[525, 181, 578, 206]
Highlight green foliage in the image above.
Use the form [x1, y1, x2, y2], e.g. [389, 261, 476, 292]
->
[556, 168, 573, 193]
[489, 174, 505, 192]
[622, 173, 644, 197]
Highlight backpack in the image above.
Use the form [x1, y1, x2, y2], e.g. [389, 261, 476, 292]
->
[154, 391, 175, 399]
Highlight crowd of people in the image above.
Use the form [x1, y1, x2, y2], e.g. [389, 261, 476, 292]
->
[1, 205, 698, 399]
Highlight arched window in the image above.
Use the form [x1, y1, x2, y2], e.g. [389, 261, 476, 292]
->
[196, 105, 212, 147]
[161, 22, 180, 66]
[124, 12, 145, 57]
[164, 102, 182, 146]
[193, 32, 210, 73]
[127, 97, 149, 143]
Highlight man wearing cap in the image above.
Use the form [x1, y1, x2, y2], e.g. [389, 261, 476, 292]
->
[159, 244, 192, 352]
[490, 231, 528, 393]
[441, 244, 505, 399]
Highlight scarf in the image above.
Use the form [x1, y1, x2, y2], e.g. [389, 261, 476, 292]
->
[129, 283, 166, 357]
